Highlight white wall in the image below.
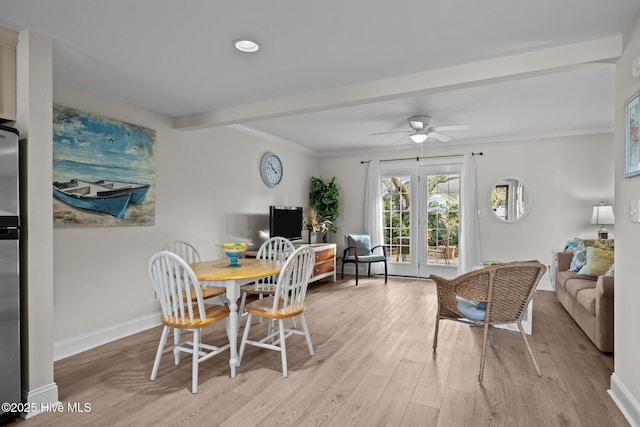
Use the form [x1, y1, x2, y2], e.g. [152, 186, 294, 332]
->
[320, 133, 614, 275]
[52, 84, 320, 350]
[611, 12, 640, 426]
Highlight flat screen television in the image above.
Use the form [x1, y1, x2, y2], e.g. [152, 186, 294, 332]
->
[269, 205, 303, 241]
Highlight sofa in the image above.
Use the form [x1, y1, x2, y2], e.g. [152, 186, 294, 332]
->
[555, 246, 614, 353]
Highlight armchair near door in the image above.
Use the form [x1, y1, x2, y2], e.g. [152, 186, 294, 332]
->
[341, 233, 387, 286]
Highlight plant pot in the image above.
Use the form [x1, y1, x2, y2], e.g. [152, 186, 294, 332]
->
[305, 230, 321, 244]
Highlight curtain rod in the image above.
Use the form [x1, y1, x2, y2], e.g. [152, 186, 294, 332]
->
[360, 152, 483, 164]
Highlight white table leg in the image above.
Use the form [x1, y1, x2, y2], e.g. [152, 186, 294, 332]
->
[223, 280, 241, 377]
[227, 298, 238, 377]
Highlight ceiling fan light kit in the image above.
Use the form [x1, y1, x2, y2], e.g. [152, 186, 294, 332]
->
[373, 115, 471, 145]
[410, 130, 428, 143]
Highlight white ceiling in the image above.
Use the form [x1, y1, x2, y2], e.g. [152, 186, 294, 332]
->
[1, 1, 638, 155]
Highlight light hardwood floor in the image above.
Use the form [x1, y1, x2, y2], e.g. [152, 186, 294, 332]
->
[9, 275, 628, 426]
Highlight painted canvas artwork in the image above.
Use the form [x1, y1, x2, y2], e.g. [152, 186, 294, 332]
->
[53, 105, 156, 227]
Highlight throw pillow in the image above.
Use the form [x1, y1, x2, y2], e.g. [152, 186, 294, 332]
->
[580, 238, 615, 251]
[564, 240, 578, 251]
[578, 246, 615, 277]
[348, 235, 372, 256]
[605, 263, 615, 276]
[569, 238, 614, 272]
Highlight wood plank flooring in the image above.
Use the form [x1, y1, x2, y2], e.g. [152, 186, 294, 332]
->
[8, 275, 628, 426]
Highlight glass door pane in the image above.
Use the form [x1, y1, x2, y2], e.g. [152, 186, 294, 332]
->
[425, 174, 459, 267]
[417, 165, 461, 278]
[382, 175, 417, 276]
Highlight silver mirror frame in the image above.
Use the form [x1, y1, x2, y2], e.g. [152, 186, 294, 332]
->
[489, 176, 533, 223]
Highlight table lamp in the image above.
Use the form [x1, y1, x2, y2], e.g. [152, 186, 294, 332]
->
[590, 202, 614, 239]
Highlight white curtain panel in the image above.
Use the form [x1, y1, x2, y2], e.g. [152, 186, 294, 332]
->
[458, 153, 482, 273]
[364, 160, 384, 274]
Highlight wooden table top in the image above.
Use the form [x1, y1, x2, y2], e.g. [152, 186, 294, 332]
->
[190, 258, 282, 281]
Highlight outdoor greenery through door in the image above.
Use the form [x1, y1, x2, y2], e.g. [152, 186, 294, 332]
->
[382, 170, 460, 277]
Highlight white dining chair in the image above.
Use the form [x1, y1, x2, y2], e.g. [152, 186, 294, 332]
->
[238, 246, 316, 377]
[163, 239, 225, 302]
[238, 236, 296, 331]
[148, 251, 231, 393]
[163, 240, 201, 263]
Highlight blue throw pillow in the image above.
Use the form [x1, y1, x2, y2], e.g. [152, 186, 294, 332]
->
[456, 296, 487, 321]
[348, 235, 372, 256]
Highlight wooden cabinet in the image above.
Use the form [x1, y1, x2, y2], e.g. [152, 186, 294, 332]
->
[297, 243, 336, 284]
[247, 242, 336, 284]
[0, 26, 17, 122]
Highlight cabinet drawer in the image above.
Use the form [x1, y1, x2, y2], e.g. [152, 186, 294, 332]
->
[315, 248, 334, 262]
[313, 260, 335, 276]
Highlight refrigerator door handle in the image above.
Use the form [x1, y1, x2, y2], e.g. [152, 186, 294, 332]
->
[0, 229, 19, 239]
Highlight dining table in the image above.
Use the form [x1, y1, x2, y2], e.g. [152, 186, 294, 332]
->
[189, 257, 282, 378]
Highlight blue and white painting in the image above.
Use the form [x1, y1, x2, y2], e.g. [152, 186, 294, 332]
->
[53, 105, 156, 227]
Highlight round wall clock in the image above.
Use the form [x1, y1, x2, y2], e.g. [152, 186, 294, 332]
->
[260, 152, 283, 187]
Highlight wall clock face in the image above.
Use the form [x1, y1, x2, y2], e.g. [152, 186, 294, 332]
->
[260, 152, 283, 187]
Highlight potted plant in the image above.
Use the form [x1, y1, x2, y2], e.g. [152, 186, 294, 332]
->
[303, 206, 333, 243]
[309, 176, 339, 241]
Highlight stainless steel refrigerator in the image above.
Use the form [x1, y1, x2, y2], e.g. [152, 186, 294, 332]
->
[0, 125, 20, 424]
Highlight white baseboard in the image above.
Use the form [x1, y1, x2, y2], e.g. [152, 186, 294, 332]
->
[53, 312, 162, 361]
[609, 372, 640, 427]
[21, 382, 59, 420]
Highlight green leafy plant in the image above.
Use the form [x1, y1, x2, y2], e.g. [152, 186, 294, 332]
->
[309, 176, 339, 234]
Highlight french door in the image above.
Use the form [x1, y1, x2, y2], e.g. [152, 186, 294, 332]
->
[381, 160, 462, 278]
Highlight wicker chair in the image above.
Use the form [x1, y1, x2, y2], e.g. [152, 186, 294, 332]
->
[430, 261, 546, 383]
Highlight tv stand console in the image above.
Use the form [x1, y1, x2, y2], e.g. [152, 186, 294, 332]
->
[295, 243, 336, 284]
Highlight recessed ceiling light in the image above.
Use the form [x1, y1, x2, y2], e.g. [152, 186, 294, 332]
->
[234, 39, 259, 53]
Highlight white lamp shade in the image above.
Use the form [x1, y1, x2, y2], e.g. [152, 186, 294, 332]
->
[590, 205, 615, 225]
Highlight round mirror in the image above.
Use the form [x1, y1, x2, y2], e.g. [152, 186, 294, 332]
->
[489, 177, 532, 223]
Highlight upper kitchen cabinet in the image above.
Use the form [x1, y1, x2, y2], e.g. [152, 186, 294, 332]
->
[0, 26, 17, 122]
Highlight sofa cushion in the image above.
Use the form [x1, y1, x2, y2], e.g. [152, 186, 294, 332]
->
[576, 288, 596, 316]
[556, 270, 594, 291]
[565, 278, 596, 299]
[569, 238, 614, 272]
[578, 246, 615, 277]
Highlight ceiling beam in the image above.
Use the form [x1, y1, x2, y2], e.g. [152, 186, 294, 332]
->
[175, 36, 622, 130]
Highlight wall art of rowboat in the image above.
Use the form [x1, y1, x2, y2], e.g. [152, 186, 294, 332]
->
[52, 179, 132, 219]
[92, 180, 150, 205]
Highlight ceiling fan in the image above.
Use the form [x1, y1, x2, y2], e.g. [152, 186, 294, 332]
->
[372, 115, 471, 144]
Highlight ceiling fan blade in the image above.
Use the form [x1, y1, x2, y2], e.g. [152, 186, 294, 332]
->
[391, 134, 410, 145]
[427, 131, 452, 142]
[371, 130, 411, 136]
[428, 124, 471, 132]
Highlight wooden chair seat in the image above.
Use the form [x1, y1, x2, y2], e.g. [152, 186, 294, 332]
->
[240, 283, 276, 295]
[173, 286, 226, 303]
[161, 304, 230, 330]
[244, 296, 305, 319]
